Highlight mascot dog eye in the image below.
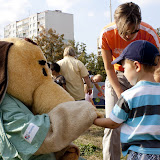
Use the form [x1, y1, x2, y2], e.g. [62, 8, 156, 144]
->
[39, 60, 46, 65]
[39, 60, 48, 76]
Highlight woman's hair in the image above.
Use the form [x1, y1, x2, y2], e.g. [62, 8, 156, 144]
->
[114, 2, 141, 35]
[63, 46, 76, 57]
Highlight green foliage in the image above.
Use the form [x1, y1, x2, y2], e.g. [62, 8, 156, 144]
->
[96, 56, 106, 81]
[79, 143, 98, 156]
[35, 26, 64, 63]
[34, 28, 106, 80]
[86, 53, 97, 73]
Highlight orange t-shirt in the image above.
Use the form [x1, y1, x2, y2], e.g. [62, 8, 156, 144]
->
[99, 22, 160, 71]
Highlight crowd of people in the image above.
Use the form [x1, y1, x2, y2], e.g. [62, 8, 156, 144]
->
[49, 2, 160, 160]
[50, 45, 104, 103]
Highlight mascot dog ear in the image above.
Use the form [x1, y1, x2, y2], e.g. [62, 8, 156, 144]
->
[24, 37, 38, 45]
[0, 41, 13, 104]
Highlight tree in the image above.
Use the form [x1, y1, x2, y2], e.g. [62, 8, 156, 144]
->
[86, 53, 97, 74]
[96, 56, 106, 81]
[35, 26, 64, 63]
[86, 53, 106, 81]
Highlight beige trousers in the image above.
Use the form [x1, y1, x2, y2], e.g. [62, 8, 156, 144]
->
[103, 71, 132, 160]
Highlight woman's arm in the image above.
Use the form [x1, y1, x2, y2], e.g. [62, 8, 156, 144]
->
[102, 49, 123, 98]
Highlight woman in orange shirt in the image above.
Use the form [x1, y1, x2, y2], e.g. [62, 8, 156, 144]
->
[99, 2, 160, 160]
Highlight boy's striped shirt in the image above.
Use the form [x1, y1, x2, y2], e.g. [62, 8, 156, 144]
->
[110, 81, 160, 156]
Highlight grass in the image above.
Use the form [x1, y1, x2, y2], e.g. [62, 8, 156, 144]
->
[74, 109, 127, 160]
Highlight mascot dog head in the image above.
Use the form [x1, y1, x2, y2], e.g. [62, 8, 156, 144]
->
[1, 37, 74, 114]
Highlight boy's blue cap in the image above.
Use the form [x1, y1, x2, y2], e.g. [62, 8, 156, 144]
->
[111, 40, 160, 66]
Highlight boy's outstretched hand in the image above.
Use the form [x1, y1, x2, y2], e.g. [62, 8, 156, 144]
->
[94, 117, 121, 129]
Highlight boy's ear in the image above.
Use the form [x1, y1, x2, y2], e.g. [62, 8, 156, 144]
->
[134, 61, 141, 72]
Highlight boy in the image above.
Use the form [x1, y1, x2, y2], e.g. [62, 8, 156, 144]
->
[51, 62, 66, 90]
[94, 40, 160, 159]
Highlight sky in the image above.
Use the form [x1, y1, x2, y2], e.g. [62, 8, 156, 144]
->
[0, 0, 160, 54]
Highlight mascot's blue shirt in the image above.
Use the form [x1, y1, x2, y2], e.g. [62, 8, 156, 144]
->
[0, 93, 56, 160]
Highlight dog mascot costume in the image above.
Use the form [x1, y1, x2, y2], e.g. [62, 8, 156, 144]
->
[0, 38, 102, 160]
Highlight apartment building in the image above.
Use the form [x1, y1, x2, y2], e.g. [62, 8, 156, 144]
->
[4, 10, 74, 41]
